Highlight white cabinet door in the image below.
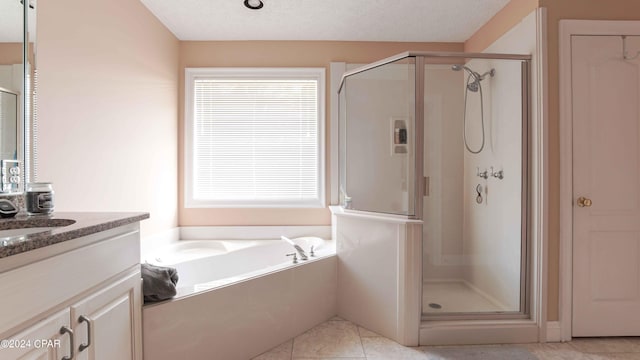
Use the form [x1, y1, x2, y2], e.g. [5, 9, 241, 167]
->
[572, 35, 640, 336]
[71, 271, 142, 360]
[1, 309, 71, 360]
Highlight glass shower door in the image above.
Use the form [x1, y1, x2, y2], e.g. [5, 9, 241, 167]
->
[422, 58, 529, 317]
[338, 57, 417, 216]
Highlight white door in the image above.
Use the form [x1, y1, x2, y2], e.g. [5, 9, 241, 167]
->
[71, 271, 142, 360]
[572, 35, 640, 336]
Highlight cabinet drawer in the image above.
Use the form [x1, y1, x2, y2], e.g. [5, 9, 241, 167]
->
[0, 228, 140, 336]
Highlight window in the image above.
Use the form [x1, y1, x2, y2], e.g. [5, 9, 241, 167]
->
[185, 68, 325, 208]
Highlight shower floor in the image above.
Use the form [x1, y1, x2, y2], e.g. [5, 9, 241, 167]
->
[422, 280, 506, 314]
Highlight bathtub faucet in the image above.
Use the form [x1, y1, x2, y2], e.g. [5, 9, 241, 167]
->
[281, 236, 308, 261]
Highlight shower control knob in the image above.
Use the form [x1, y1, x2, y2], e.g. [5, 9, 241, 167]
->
[577, 196, 592, 207]
[476, 167, 488, 179]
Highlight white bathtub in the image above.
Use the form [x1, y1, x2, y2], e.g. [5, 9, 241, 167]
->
[142, 236, 337, 360]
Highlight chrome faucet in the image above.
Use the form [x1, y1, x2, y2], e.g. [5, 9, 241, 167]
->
[281, 236, 308, 261]
[293, 244, 309, 261]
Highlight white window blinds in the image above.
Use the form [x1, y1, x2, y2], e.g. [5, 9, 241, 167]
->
[186, 68, 324, 207]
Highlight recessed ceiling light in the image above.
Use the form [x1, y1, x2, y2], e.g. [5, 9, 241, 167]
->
[244, 0, 263, 10]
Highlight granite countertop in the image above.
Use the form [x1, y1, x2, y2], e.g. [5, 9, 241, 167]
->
[0, 212, 149, 259]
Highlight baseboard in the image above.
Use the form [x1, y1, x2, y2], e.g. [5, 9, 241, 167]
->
[546, 321, 562, 342]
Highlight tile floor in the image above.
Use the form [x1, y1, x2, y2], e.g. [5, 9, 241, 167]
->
[252, 317, 640, 359]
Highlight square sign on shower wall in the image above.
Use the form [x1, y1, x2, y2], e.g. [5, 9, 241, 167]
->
[391, 117, 409, 156]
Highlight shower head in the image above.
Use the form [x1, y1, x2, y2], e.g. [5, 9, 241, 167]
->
[451, 65, 495, 93]
[451, 64, 481, 92]
[451, 64, 476, 77]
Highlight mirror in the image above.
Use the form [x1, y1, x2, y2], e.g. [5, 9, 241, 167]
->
[0, 0, 36, 193]
[0, 88, 18, 159]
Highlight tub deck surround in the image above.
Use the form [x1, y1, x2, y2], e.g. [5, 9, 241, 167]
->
[0, 212, 149, 259]
[144, 237, 335, 298]
[142, 235, 337, 360]
[330, 205, 423, 346]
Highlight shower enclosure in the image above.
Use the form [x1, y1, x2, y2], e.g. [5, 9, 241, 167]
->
[337, 51, 531, 321]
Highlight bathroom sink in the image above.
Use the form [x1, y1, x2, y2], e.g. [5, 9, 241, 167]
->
[0, 218, 76, 242]
[0, 227, 56, 238]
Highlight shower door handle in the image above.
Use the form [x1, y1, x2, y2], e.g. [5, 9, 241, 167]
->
[577, 196, 592, 207]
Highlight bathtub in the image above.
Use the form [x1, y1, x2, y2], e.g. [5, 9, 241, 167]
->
[142, 235, 337, 360]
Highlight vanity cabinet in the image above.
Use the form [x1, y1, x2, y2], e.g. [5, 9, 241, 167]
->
[1, 309, 71, 359]
[0, 223, 143, 360]
[71, 270, 140, 360]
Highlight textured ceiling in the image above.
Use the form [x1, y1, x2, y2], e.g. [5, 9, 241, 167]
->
[140, 0, 511, 42]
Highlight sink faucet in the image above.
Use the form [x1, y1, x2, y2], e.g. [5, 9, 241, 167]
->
[281, 236, 308, 261]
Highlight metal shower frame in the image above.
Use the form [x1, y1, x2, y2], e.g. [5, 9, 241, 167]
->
[338, 51, 533, 320]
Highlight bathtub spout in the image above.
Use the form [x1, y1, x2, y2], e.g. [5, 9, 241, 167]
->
[294, 245, 309, 261]
[281, 236, 309, 261]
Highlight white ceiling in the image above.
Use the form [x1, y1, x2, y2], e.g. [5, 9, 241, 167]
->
[140, 0, 511, 42]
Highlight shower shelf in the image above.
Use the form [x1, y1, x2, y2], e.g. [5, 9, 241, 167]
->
[391, 117, 409, 156]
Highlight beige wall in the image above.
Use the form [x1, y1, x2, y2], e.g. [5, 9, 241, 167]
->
[36, 0, 179, 236]
[178, 41, 463, 226]
[34, 0, 638, 322]
[0, 43, 21, 65]
[465, 0, 539, 53]
[540, 0, 640, 322]
[465, 0, 640, 321]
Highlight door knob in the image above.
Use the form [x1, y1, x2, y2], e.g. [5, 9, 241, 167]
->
[577, 196, 592, 207]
